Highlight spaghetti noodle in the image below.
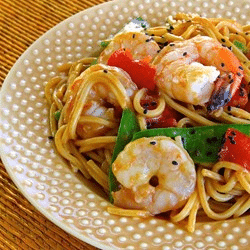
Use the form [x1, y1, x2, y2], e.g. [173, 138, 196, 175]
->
[45, 13, 250, 232]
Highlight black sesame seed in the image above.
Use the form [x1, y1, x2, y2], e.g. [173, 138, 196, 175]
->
[183, 52, 187, 56]
[143, 103, 149, 107]
[146, 121, 151, 129]
[211, 137, 218, 142]
[169, 43, 175, 46]
[143, 109, 148, 114]
[246, 32, 249, 35]
[239, 66, 243, 70]
[231, 131, 236, 136]
[228, 74, 232, 79]
[132, 34, 136, 38]
[170, 25, 174, 30]
[228, 46, 232, 50]
[48, 136, 54, 140]
[157, 49, 161, 53]
[221, 38, 226, 42]
[149, 175, 159, 187]
[230, 139, 236, 144]
[236, 104, 241, 108]
[190, 129, 196, 134]
[222, 44, 227, 47]
[150, 141, 156, 145]
[151, 101, 157, 106]
[172, 160, 178, 165]
[227, 106, 232, 111]
[237, 72, 242, 76]
[228, 136, 236, 145]
[229, 79, 234, 84]
[103, 69, 108, 73]
[221, 63, 225, 67]
[206, 138, 212, 144]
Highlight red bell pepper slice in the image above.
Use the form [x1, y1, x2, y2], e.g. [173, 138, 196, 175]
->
[139, 92, 183, 128]
[145, 105, 183, 129]
[227, 79, 248, 109]
[107, 48, 156, 91]
[219, 128, 250, 170]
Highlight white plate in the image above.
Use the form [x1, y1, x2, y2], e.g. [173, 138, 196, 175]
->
[1, 0, 250, 249]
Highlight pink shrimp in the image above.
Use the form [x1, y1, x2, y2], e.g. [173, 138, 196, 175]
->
[153, 35, 244, 111]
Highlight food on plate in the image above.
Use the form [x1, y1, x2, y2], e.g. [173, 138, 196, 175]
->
[45, 13, 250, 232]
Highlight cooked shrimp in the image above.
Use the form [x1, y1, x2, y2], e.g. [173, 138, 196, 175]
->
[98, 31, 160, 64]
[112, 136, 196, 214]
[153, 35, 244, 111]
[64, 64, 138, 139]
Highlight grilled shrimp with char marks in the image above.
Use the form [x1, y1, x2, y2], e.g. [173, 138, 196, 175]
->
[153, 35, 244, 111]
[112, 136, 196, 215]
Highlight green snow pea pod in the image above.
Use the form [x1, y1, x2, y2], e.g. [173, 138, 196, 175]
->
[132, 124, 250, 164]
[108, 109, 140, 203]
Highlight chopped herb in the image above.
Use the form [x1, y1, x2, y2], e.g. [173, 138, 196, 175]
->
[233, 40, 248, 53]
[54, 110, 61, 121]
[100, 41, 110, 47]
[90, 58, 98, 66]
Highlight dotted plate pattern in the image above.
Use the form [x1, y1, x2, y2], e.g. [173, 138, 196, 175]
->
[1, 0, 250, 249]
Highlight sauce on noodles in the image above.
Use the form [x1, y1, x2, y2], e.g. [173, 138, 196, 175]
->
[45, 13, 250, 232]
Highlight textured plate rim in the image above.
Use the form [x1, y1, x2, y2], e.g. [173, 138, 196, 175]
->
[0, 0, 250, 249]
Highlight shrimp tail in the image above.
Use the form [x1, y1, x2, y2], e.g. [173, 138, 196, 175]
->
[207, 75, 241, 112]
